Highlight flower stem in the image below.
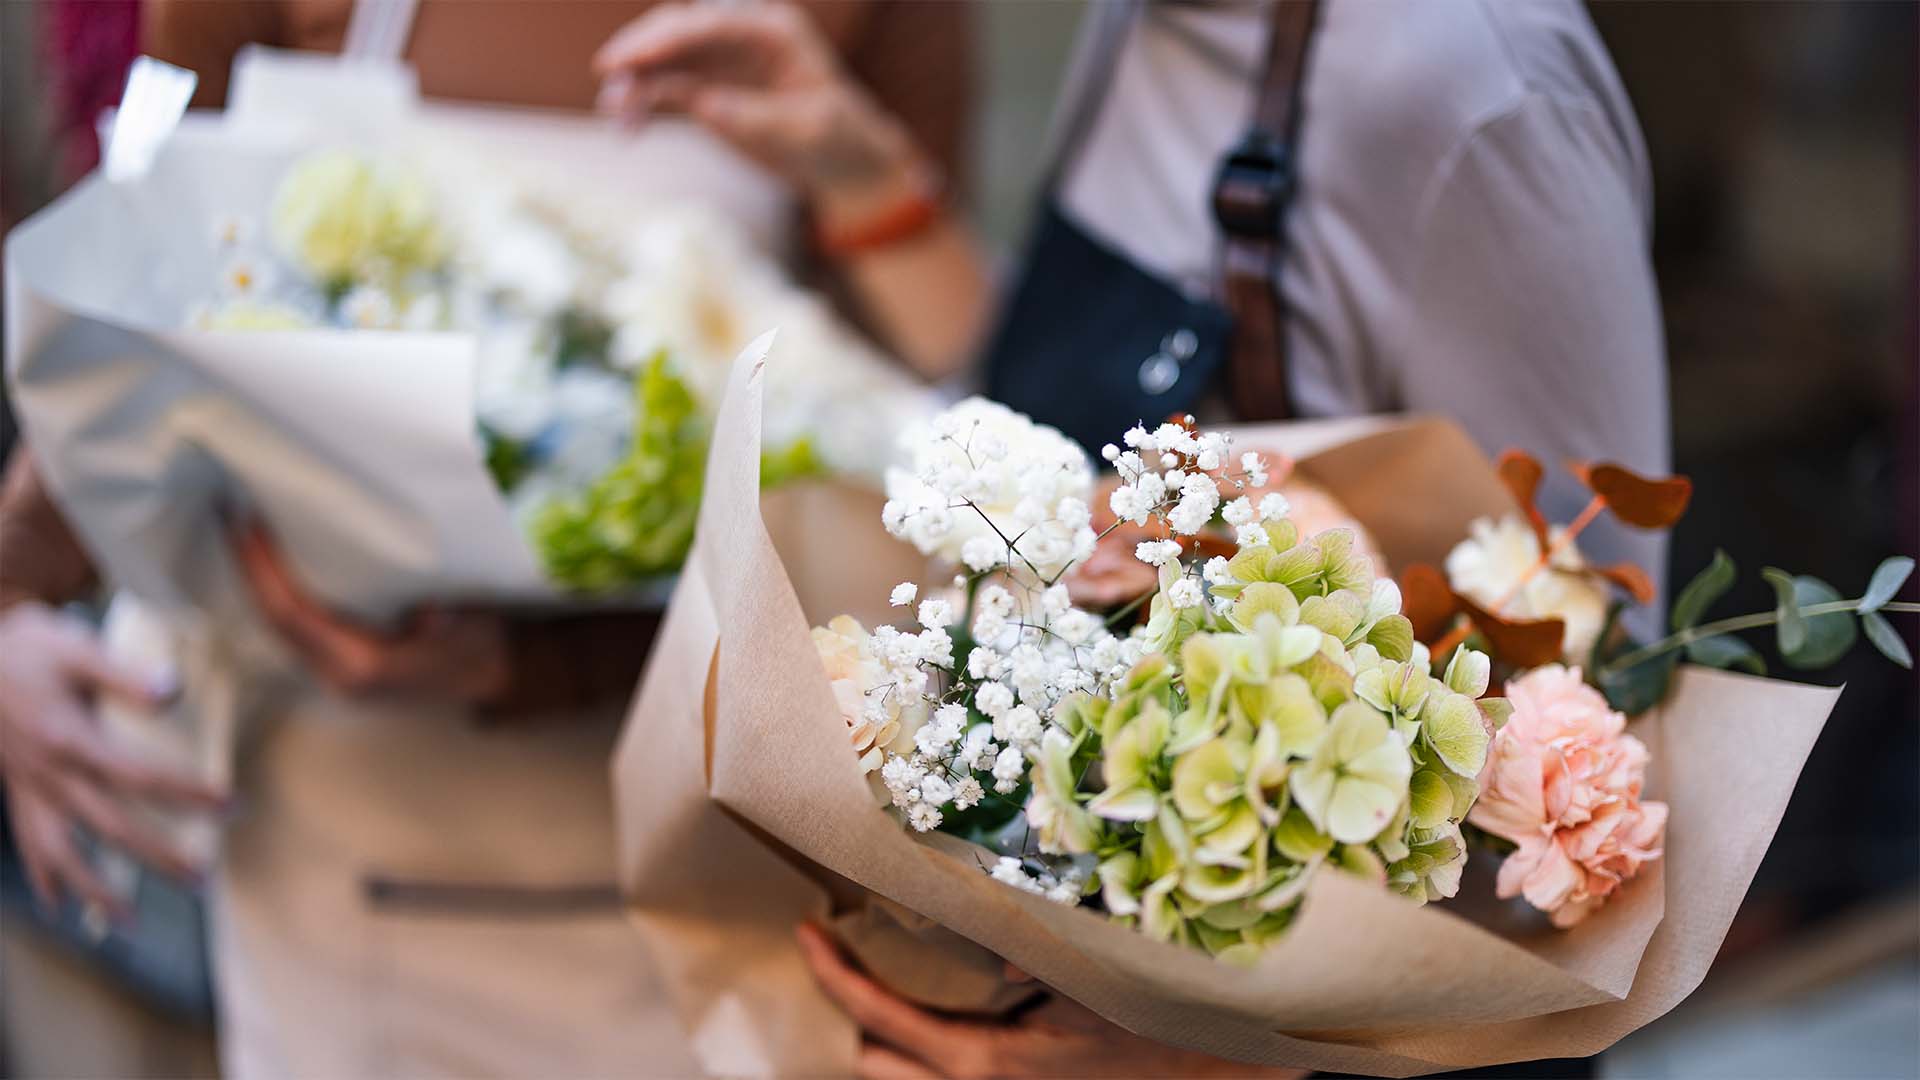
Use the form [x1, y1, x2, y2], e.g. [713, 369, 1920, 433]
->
[1104, 589, 1152, 628]
[1599, 600, 1920, 677]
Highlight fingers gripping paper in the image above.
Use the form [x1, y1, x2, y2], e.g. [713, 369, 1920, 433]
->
[616, 340, 1840, 1076]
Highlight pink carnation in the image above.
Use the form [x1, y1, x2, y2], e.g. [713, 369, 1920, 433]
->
[1468, 665, 1668, 927]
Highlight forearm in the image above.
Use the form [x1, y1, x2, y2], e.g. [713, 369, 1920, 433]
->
[0, 451, 97, 612]
[142, 0, 284, 108]
[824, 0, 987, 379]
[829, 212, 991, 382]
[477, 609, 662, 721]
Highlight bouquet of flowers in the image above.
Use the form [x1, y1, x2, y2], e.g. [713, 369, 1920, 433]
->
[615, 347, 1882, 1076]
[190, 143, 917, 594]
[830, 400, 1503, 953]
[7, 99, 926, 621]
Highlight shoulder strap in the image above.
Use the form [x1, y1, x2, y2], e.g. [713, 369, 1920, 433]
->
[1213, 0, 1320, 421]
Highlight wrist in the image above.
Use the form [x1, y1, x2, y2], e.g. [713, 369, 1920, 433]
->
[811, 152, 944, 258]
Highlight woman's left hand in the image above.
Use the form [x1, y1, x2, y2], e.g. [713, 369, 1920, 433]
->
[228, 519, 510, 705]
[795, 922, 1306, 1080]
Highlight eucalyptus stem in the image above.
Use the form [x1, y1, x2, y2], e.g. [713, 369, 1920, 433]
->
[1600, 600, 1920, 676]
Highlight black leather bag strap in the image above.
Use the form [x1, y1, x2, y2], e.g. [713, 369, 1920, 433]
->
[1212, 0, 1321, 421]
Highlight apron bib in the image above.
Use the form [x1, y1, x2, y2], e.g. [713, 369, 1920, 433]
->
[984, 0, 1320, 449]
[984, 202, 1233, 451]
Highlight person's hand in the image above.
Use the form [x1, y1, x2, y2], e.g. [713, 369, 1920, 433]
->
[229, 519, 511, 705]
[1069, 450, 1327, 612]
[796, 922, 1307, 1080]
[0, 602, 225, 917]
[592, 3, 929, 232]
[1067, 476, 1161, 611]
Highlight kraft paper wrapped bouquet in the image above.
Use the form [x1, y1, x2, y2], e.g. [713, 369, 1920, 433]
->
[616, 341, 1868, 1077]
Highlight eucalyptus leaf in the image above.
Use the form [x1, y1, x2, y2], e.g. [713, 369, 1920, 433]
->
[1598, 651, 1675, 715]
[1589, 601, 1628, 674]
[1861, 610, 1914, 669]
[1671, 550, 1736, 632]
[1685, 634, 1765, 675]
[1860, 556, 1915, 615]
[1760, 567, 1805, 656]
[1783, 575, 1856, 670]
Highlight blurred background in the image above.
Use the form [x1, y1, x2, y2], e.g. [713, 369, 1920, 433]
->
[3, 1, 1916, 1076]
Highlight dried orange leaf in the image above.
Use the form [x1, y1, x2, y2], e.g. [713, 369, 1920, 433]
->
[1569, 462, 1693, 529]
[1593, 562, 1657, 605]
[1494, 449, 1549, 544]
[1399, 564, 1460, 643]
[1455, 593, 1566, 668]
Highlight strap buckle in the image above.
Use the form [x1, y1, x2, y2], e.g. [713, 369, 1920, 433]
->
[1210, 133, 1295, 241]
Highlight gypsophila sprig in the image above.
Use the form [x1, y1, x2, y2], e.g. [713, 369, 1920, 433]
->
[819, 405, 1499, 962]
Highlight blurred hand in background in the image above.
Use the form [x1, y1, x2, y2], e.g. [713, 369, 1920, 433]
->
[593, 2, 924, 233]
[227, 519, 512, 706]
[593, 1, 990, 380]
[0, 602, 222, 917]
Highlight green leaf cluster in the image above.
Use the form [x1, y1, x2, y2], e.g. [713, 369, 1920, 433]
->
[1594, 552, 1914, 710]
[528, 352, 708, 590]
[524, 353, 823, 591]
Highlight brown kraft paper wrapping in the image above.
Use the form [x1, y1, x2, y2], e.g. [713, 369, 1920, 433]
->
[616, 338, 1841, 1077]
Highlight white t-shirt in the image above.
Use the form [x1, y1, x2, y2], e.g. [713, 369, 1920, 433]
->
[1057, 0, 1670, 610]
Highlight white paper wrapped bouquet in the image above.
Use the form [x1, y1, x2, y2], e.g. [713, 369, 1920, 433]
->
[196, 137, 920, 594]
[6, 96, 927, 621]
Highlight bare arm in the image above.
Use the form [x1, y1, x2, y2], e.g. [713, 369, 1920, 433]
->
[141, 0, 287, 108]
[807, 0, 990, 379]
[0, 450, 97, 612]
[595, 2, 992, 381]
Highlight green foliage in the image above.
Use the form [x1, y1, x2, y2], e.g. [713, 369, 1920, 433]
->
[1861, 611, 1913, 669]
[1766, 572, 1843, 664]
[481, 427, 535, 493]
[1596, 646, 1676, 715]
[1760, 567, 1807, 656]
[1685, 634, 1764, 675]
[530, 353, 706, 590]
[1600, 553, 1915, 699]
[1671, 549, 1735, 632]
[760, 436, 825, 488]
[525, 352, 819, 591]
[551, 308, 616, 369]
[1589, 601, 1675, 712]
[1860, 556, 1914, 614]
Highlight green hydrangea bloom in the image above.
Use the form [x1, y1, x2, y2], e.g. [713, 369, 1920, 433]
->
[528, 353, 820, 590]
